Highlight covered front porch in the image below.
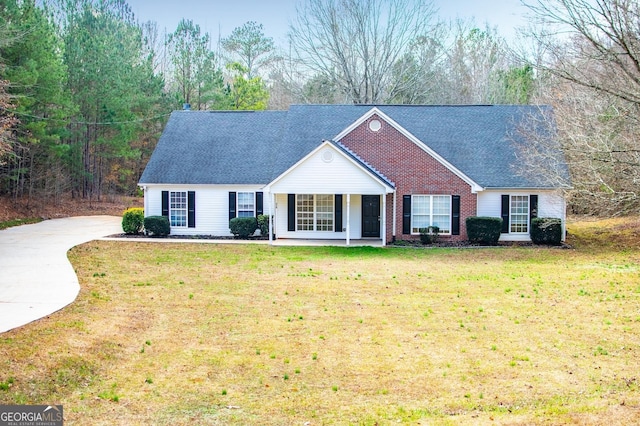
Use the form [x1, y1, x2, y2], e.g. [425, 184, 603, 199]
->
[263, 140, 396, 246]
[266, 193, 393, 246]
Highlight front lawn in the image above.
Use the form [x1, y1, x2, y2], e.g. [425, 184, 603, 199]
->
[0, 220, 639, 425]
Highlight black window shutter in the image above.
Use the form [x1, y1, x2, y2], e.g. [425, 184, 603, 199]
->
[335, 194, 343, 232]
[256, 192, 264, 216]
[229, 192, 236, 221]
[187, 191, 196, 228]
[402, 195, 411, 235]
[501, 195, 510, 233]
[530, 194, 538, 221]
[451, 195, 460, 235]
[288, 194, 295, 231]
[161, 191, 169, 218]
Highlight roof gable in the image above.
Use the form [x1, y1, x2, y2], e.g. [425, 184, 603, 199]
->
[334, 107, 482, 192]
[266, 140, 395, 194]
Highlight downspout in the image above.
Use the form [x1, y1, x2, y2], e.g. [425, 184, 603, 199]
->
[141, 185, 148, 218]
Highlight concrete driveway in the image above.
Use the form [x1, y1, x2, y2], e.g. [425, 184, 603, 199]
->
[0, 216, 122, 333]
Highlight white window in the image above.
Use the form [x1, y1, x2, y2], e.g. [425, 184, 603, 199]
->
[315, 194, 333, 231]
[237, 192, 255, 217]
[296, 194, 334, 231]
[411, 195, 451, 234]
[510, 195, 529, 233]
[170, 191, 187, 227]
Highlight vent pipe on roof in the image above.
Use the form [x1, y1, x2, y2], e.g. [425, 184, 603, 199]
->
[183, 103, 191, 111]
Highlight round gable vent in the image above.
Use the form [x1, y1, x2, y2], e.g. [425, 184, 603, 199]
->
[369, 119, 382, 132]
[322, 149, 334, 163]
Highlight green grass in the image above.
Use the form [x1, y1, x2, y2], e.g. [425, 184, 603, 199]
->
[0, 218, 639, 424]
[0, 217, 42, 230]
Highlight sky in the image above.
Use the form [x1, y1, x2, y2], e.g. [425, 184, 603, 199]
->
[126, 0, 529, 47]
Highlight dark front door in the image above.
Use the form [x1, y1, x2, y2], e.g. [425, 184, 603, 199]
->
[362, 195, 380, 238]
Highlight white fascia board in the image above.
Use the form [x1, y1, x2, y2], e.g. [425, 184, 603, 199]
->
[334, 107, 484, 193]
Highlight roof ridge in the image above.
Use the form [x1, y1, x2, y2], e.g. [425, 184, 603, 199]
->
[329, 140, 395, 188]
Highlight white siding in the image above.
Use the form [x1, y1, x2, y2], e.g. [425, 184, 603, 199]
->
[477, 189, 567, 241]
[269, 145, 389, 195]
[143, 184, 269, 236]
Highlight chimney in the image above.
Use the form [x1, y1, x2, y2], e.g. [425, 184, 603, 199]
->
[183, 103, 191, 111]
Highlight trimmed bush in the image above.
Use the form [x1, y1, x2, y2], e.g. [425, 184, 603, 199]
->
[466, 216, 502, 245]
[257, 214, 270, 236]
[419, 226, 439, 244]
[144, 216, 170, 237]
[230, 217, 258, 239]
[531, 217, 563, 245]
[122, 207, 144, 234]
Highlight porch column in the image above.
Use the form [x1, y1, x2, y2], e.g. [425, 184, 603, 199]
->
[381, 193, 387, 246]
[392, 190, 397, 242]
[346, 194, 351, 246]
[269, 192, 275, 245]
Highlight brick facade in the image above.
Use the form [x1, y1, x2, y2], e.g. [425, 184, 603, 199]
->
[340, 114, 477, 243]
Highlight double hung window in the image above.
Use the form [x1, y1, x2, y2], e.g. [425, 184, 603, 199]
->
[510, 195, 529, 233]
[237, 192, 255, 217]
[170, 191, 187, 227]
[411, 195, 451, 234]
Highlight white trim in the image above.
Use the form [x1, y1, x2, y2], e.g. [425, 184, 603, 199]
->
[169, 190, 188, 228]
[334, 107, 483, 193]
[237, 191, 256, 218]
[265, 140, 394, 194]
[508, 194, 530, 234]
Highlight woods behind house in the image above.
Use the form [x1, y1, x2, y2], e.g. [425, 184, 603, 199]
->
[0, 0, 638, 216]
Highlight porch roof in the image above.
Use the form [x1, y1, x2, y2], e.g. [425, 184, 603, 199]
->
[264, 140, 395, 194]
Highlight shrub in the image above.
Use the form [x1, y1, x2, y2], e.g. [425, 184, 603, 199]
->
[230, 217, 258, 239]
[466, 216, 502, 245]
[419, 226, 439, 244]
[122, 208, 144, 234]
[257, 214, 270, 236]
[531, 217, 563, 245]
[144, 216, 170, 237]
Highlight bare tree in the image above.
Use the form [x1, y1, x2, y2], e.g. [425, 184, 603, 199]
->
[523, 0, 640, 105]
[289, 0, 438, 104]
[443, 22, 511, 104]
[509, 104, 572, 190]
[522, 0, 640, 214]
[547, 83, 640, 214]
[387, 25, 450, 104]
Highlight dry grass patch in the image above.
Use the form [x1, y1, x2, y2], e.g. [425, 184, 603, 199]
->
[1, 223, 640, 424]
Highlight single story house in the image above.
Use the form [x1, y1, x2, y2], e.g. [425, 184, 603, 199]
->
[139, 104, 571, 245]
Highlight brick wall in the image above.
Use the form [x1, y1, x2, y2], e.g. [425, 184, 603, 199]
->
[340, 114, 477, 243]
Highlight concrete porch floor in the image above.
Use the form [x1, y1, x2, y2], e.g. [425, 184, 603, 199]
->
[271, 238, 384, 247]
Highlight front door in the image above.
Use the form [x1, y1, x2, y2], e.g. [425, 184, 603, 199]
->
[362, 195, 380, 238]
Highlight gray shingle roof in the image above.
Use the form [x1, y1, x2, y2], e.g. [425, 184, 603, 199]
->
[139, 105, 570, 189]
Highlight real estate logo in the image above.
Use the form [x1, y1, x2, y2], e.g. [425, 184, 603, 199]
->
[0, 405, 63, 426]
